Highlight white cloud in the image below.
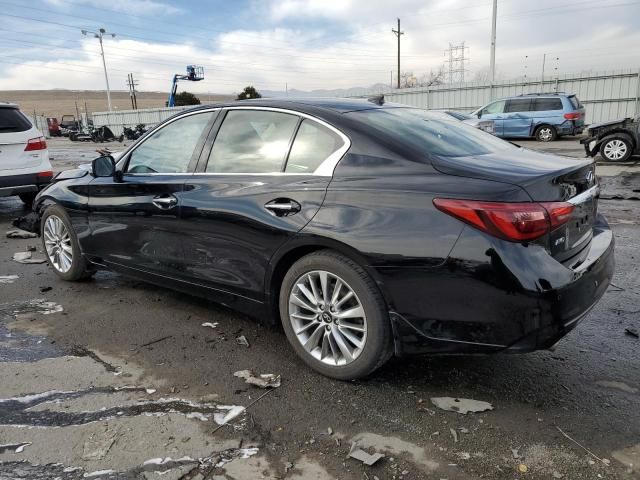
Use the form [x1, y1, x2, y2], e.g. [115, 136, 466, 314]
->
[2, 0, 640, 94]
[44, 0, 183, 15]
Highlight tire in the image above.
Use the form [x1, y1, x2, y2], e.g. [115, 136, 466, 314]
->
[19, 192, 37, 207]
[40, 204, 94, 281]
[599, 136, 633, 162]
[279, 250, 393, 380]
[535, 125, 557, 142]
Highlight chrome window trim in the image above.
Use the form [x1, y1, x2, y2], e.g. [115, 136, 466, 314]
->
[118, 106, 351, 177]
[117, 108, 221, 173]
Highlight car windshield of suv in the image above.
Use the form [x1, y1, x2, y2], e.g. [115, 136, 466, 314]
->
[349, 107, 515, 157]
[0, 108, 32, 133]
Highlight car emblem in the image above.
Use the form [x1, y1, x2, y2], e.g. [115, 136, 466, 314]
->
[586, 170, 594, 184]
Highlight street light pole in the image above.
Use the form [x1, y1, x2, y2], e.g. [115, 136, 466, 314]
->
[82, 28, 115, 112]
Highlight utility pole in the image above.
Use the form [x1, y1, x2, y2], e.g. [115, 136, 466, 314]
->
[489, 0, 497, 83]
[126, 73, 139, 110]
[82, 28, 116, 111]
[392, 18, 404, 89]
[541, 53, 546, 87]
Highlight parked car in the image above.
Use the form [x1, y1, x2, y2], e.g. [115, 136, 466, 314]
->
[437, 110, 495, 134]
[581, 115, 639, 162]
[0, 103, 53, 205]
[31, 99, 613, 380]
[472, 93, 585, 142]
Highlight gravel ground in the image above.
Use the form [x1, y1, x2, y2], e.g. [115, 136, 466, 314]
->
[0, 137, 638, 479]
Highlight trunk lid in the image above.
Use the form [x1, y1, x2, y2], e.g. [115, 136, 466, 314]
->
[431, 148, 598, 265]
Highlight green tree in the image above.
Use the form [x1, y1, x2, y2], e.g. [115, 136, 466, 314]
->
[237, 86, 262, 100]
[174, 91, 201, 106]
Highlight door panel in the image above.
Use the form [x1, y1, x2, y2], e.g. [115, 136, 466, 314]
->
[503, 98, 533, 137]
[86, 110, 218, 277]
[179, 175, 330, 300]
[86, 175, 186, 275]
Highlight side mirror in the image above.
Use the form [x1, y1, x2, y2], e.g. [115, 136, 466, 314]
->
[92, 155, 116, 177]
[476, 111, 482, 118]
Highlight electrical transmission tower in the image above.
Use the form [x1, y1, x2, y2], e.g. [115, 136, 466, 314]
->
[444, 42, 469, 84]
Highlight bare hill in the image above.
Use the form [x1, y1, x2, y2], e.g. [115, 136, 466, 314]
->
[0, 90, 234, 118]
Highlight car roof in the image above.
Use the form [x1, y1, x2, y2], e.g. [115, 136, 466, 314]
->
[0, 102, 19, 109]
[183, 97, 408, 115]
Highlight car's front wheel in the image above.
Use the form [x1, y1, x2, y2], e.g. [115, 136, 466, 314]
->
[279, 250, 392, 380]
[600, 136, 633, 162]
[41, 205, 94, 281]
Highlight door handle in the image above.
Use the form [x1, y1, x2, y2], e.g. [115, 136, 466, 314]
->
[265, 199, 301, 217]
[152, 194, 178, 209]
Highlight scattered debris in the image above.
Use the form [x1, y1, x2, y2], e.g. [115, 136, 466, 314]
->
[518, 464, 528, 473]
[12, 251, 46, 264]
[556, 426, 608, 465]
[625, 327, 639, 338]
[552, 471, 563, 478]
[431, 397, 494, 414]
[6, 229, 37, 239]
[511, 448, 521, 459]
[202, 322, 218, 329]
[82, 434, 115, 461]
[236, 335, 250, 347]
[234, 369, 281, 389]
[0, 275, 19, 284]
[284, 462, 294, 473]
[12, 213, 39, 233]
[457, 452, 471, 460]
[596, 380, 638, 394]
[39, 286, 52, 293]
[349, 443, 385, 466]
[146, 388, 157, 394]
[450, 428, 458, 443]
[213, 405, 246, 426]
[139, 335, 173, 348]
[0, 442, 32, 454]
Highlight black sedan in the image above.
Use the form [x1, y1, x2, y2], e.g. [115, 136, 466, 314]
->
[32, 99, 614, 380]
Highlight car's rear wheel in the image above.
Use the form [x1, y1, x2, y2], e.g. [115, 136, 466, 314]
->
[600, 137, 633, 162]
[279, 250, 392, 380]
[535, 125, 557, 142]
[41, 205, 94, 281]
[18, 192, 37, 207]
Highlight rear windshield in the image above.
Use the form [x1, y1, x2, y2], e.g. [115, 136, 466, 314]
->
[348, 107, 515, 157]
[568, 95, 582, 109]
[0, 108, 32, 133]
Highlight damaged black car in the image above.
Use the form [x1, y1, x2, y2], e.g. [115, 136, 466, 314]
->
[29, 99, 614, 380]
[581, 115, 640, 162]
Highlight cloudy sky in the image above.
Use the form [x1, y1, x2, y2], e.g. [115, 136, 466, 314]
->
[0, 0, 639, 94]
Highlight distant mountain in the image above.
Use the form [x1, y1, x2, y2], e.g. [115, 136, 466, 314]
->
[260, 83, 390, 99]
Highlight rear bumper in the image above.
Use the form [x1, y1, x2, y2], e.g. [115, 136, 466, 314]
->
[0, 172, 53, 197]
[380, 215, 615, 356]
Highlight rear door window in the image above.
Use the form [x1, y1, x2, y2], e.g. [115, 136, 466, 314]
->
[207, 110, 299, 173]
[505, 99, 532, 113]
[0, 108, 32, 133]
[533, 98, 563, 111]
[285, 120, 344, 173]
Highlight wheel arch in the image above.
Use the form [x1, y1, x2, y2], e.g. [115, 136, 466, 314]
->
[597, 131, 636, 151]
[265, 236, 393, 325]
[532, 123, 556, 137]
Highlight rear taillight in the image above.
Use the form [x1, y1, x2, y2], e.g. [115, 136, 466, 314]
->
[433, 199, 574, 242]
[24, 137, 47, 151]
[36, 170, 53, 179]
[563, 112, 581, 120]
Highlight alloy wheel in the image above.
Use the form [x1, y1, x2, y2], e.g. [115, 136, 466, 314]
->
[288, 270, 367, 366]
[603, 139, 628, 160]
[43, 215, 73, 273]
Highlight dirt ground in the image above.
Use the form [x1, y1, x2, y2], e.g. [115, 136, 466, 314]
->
[0, 137, 639, 479]
[0, 90, 234, 119]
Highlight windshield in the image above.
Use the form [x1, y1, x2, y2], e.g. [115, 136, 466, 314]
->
[348, 107, 515, 157]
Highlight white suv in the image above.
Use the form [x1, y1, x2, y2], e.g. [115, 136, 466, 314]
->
[0, 103, 53, 205]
